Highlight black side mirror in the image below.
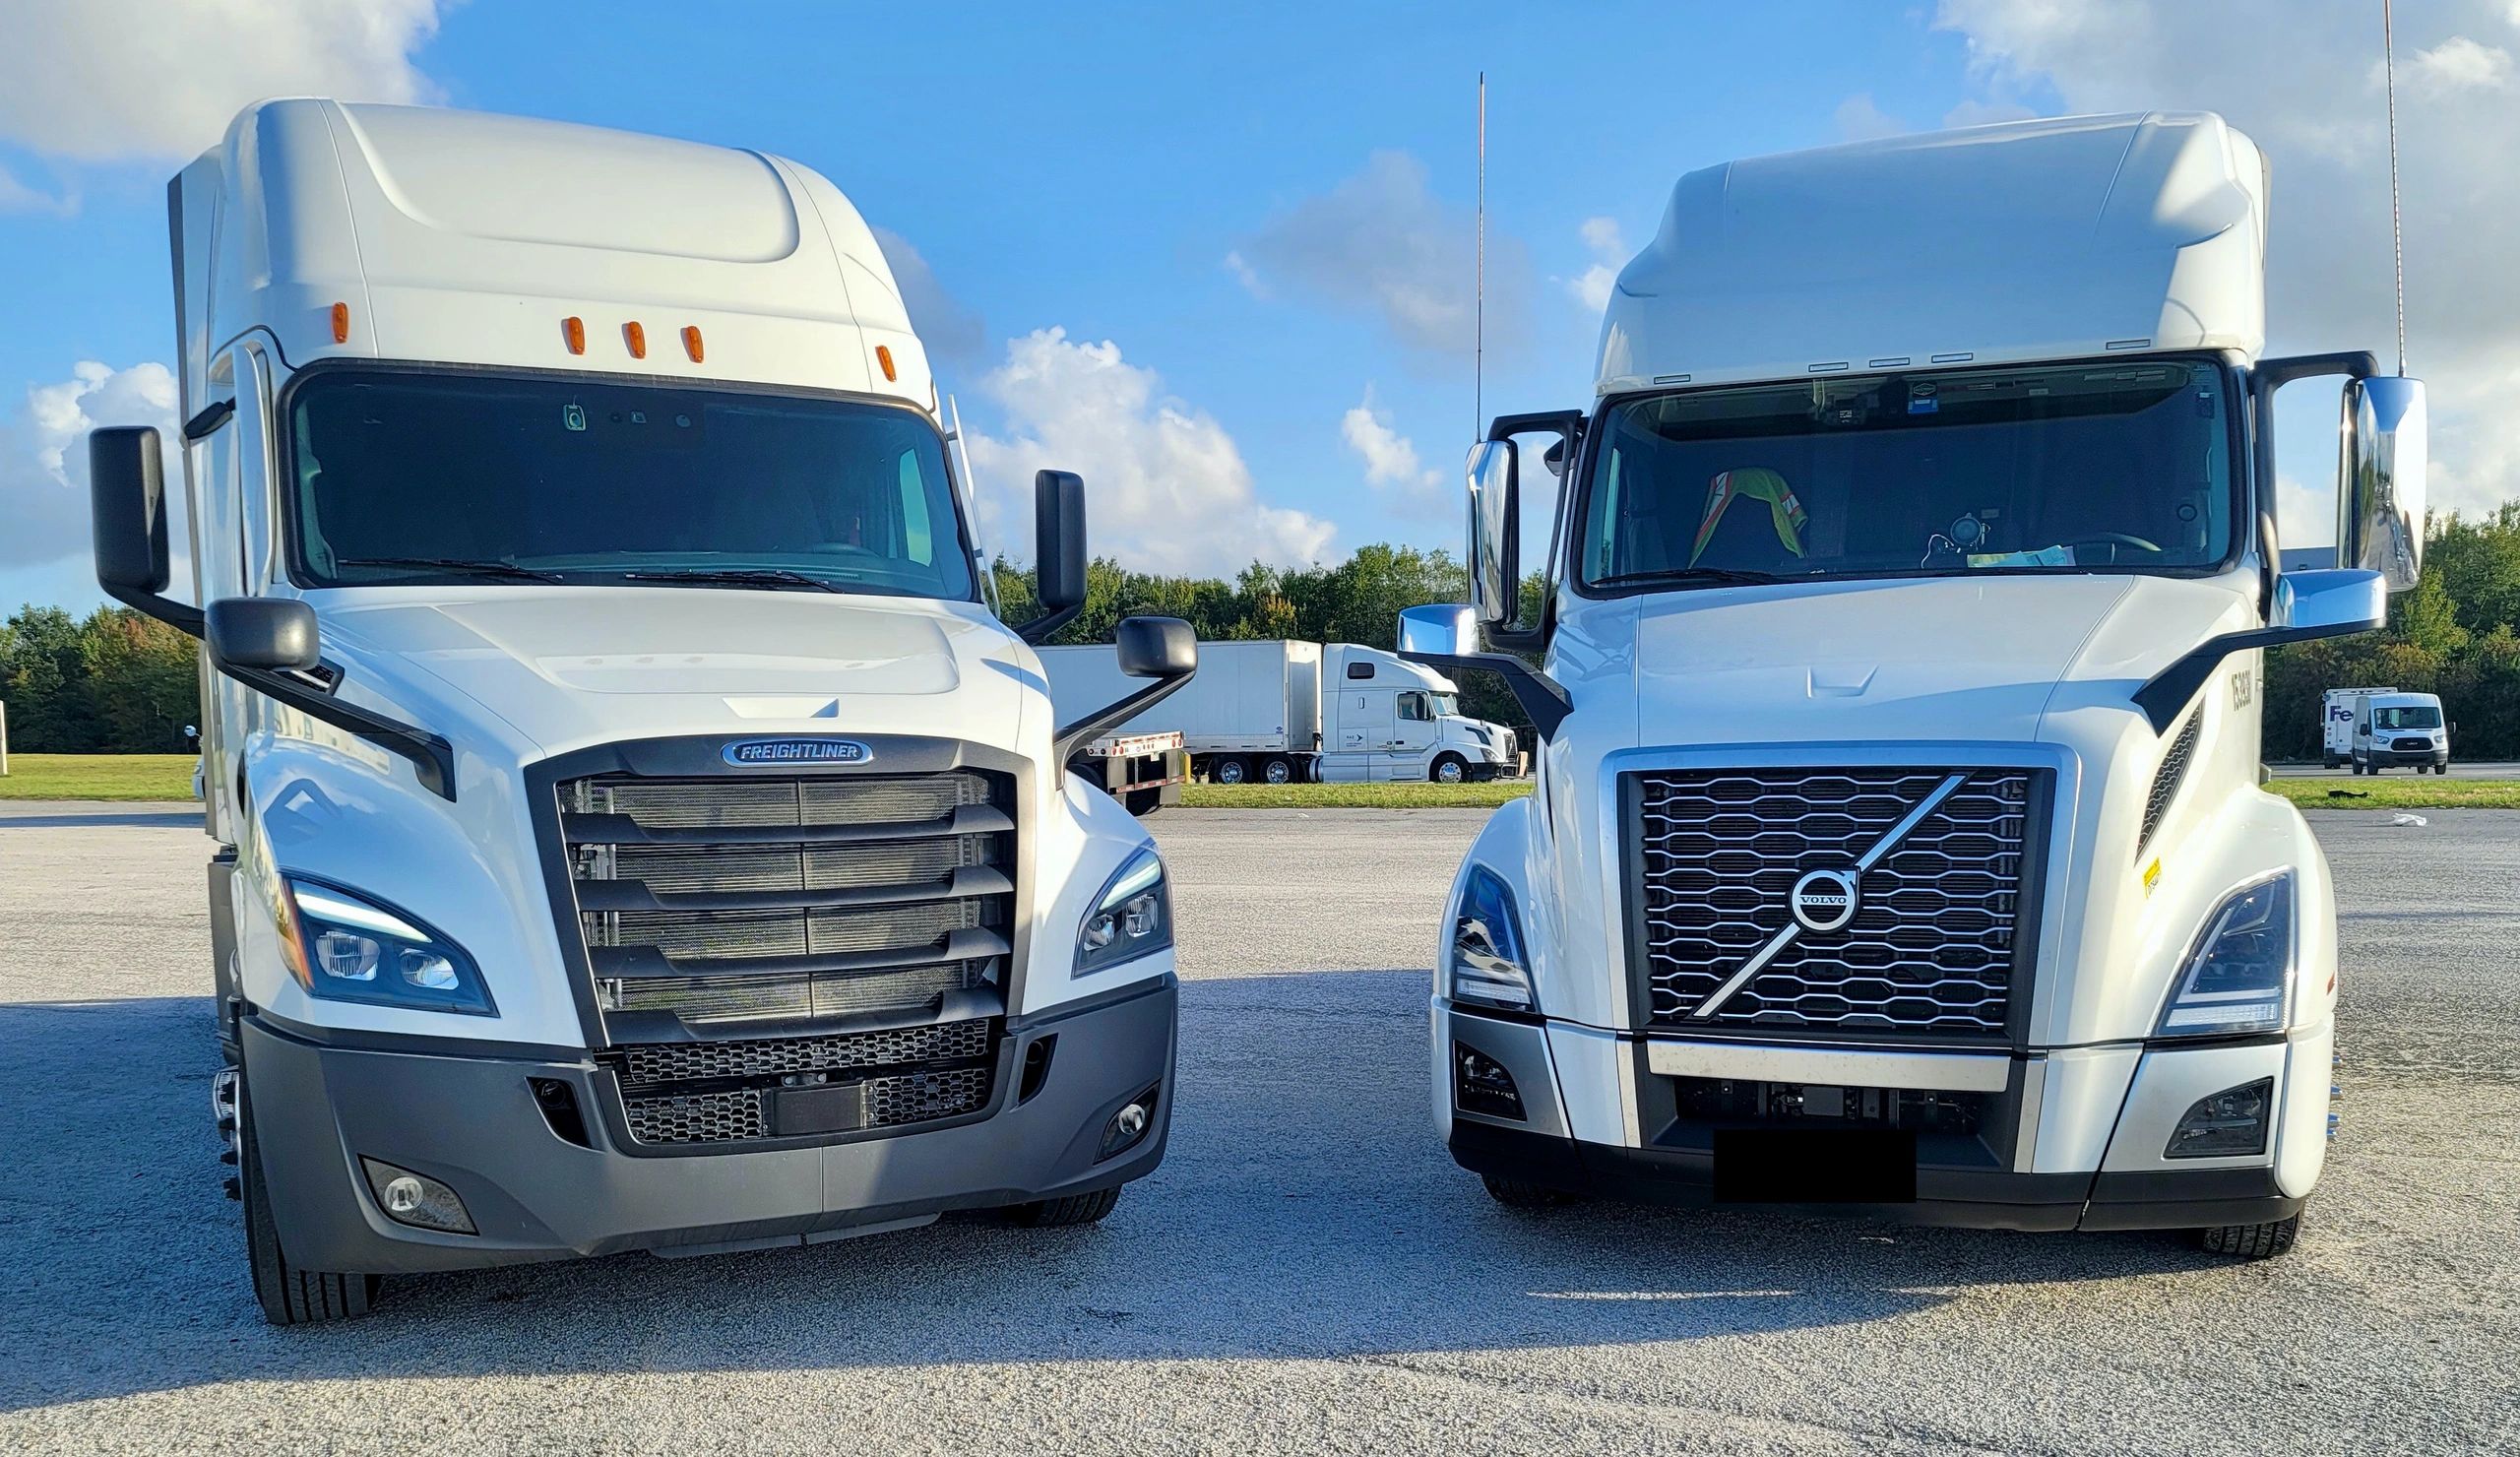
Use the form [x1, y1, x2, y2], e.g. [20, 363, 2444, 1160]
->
[91, 425, 203, 634]
[1114, 615, 1196, 678]
[207, 598, 321, 672]
[1018, 469, 1089, 644]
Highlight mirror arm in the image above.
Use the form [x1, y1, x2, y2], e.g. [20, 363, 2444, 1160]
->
[1014, 602, 1081, 646]
[1052, 670, 1195, 770]
[2130, 618, 2375, 734]
[1399, 650, 1570, 741]
[102, 582, 205, 638]
[216, 663, 457, 800]
[1487, 409, 1585, 443]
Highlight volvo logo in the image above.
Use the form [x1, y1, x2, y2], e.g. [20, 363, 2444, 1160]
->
[721, 737, 874, 768]
[1788, 868, 1859, 932]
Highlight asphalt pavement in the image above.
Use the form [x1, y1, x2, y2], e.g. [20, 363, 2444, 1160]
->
[0, 801, 2513, 1454]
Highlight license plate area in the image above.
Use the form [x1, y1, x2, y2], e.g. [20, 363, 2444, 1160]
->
[772, 1081, 869, 1136]
[1713, 1127, 1918, 1203]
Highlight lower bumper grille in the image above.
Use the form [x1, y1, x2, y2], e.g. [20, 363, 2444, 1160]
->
[613, 1017, 1001, 1147]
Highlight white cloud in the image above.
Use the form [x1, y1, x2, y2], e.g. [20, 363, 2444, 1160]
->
[869, 226, 986, 366]
[1564, 216, 1627, 312]
[1933, 0, 2520, 521]
[2389, 35, 2513, 94]
[0, 0, 445, 163]
[1835, 93, 1909, 142]
[963, 329, 1336, 575]
[1222, 250, 1264, 296]
[2, 362, 185, 594]
[1340, 386, 1446, 520]
[1235, 150, 1528, 357]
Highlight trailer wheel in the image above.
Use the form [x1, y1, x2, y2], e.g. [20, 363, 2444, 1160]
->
[1124, 789, 1163, 817]
[1430, 753, 1468, 785]
[1007, 1186, 1122, 1227]
[1212, 757, 1248, 785]
[2198, 1212, 2300, 1260]
[1261, 757, 1292, 785]
[237, 1066, 381, 1325]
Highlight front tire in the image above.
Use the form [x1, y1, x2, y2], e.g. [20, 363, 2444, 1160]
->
[2198, 1212, 2300, 1260]
[1431, 753, 1468, 786]
[1008, 1186, 1122, 1227]
[237, 1067, 380, 1325]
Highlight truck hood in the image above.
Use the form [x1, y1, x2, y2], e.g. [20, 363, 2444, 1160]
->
[309, 586, 1039, 760]
[1620, 573, 2255, 745]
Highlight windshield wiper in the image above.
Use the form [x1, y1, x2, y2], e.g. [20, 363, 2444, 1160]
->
[618, 568, 846, 594]
[1592, 566, 1787, 589]
[333, 556, 565, 583]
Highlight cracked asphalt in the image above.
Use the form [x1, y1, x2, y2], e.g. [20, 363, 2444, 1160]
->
[0, 802, 2512, 1454]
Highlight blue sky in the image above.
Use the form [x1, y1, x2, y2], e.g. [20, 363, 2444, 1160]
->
[5, 1, 2516, 611]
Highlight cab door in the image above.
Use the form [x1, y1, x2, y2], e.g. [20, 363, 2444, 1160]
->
[1383, 689, 1439, 779]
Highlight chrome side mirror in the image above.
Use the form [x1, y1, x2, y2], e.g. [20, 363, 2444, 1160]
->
[2271, 568, 2387, 635]
[1398, 603, 1477, 659]
[2339, 376, 2426, 592]
[1466, 440, 1519, 628]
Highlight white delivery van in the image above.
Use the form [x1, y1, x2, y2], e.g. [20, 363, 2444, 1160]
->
[1039, 639, 1518, 784]
[2347, 690, 2448, 775]
[1401, 113, 2427, 1259]
[2321, 686, 2396, 767]
[89, 100, 1198, 1323]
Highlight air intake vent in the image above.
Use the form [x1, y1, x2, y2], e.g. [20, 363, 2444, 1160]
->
[2139, 712, 2203, 855]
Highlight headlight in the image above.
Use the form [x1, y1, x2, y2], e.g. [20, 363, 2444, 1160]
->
[278, 877, 496, 1016]
[1451, 865, 1534, 1011]
[1076, 847, 1170, 977]
[2155, 871, 2294, 1039]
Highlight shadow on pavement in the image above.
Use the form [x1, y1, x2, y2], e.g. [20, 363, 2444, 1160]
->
[0, 972, 2218, 1411]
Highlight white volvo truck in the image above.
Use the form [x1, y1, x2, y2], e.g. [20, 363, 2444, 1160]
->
[90, 99, 1198, 1323]
[1402, 113, 2426, 1256]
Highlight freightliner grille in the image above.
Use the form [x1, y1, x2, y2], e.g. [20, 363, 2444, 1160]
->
[557, 768, 1015, 1146]
[1629, 768, 2039, 1040]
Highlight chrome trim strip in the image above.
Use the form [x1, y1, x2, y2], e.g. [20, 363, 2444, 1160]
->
[1686, 923, 1799, 1020]
[1853, 773, 1969, 870]
[1646, 1039, 2014, 1093]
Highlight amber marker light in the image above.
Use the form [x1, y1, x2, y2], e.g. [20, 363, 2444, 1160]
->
[875, 344, 897, 382]
[624, 321, 647, 359]
[330, 301, 350, 344]
[562, 316, 587, 355]
[681, 325, 705, 362]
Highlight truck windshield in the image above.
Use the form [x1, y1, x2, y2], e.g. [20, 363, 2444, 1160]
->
[2372, 705, 2442, 730]
[1578, 360, 2236, 590]
[286, 371, 976, 600]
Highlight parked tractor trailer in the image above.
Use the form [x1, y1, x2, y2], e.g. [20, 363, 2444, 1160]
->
[1040, 639, 1519, 784]
[1406, 112, 2426, 1257]
[92, 99, 1199, 1323]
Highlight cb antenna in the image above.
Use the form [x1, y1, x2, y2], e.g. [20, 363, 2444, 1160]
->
[1476, 71, 1485, 433]
[2382, 0, 2406, 376]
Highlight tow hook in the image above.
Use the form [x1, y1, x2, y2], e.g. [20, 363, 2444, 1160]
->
[213, 1066, 242, 1199]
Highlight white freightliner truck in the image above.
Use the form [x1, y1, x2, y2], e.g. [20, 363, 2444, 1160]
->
[1040, 639, 1519, 784]
[90, 100, 1200, 1324]
[1402, 113, 2426, 1255]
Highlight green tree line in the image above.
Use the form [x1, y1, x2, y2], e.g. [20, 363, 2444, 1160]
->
[7, 508, 2514, 757]
[2264, 503, 2520, 761]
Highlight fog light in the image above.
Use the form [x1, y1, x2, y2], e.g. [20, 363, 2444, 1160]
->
[1096, 1086, 1160, 1162]
[2165, 1078, 2273, 1159]
[359, 1158, 476, 1234]
[1454, 1044, 1526, 1121]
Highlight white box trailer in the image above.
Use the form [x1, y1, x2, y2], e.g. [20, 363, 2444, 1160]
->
[1039, 639, 1518, 784]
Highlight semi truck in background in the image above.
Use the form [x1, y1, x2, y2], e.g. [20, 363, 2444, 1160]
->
[89, 99, 1199, 1324]
[2325, 687, 2450, 774]
[1404, 112, 2426, 1257]
[1040, 639, 1520, 784]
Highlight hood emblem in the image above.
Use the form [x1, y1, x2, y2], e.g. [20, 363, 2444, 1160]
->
[1788, 869, 1859, 932]
[722, 737, 874, 768]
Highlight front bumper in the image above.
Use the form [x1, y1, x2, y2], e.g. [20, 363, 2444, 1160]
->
[244, 977, 1176, 1274]
[2362, 745, 2448, 767]
[1439, 1003, 2319, 1234]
